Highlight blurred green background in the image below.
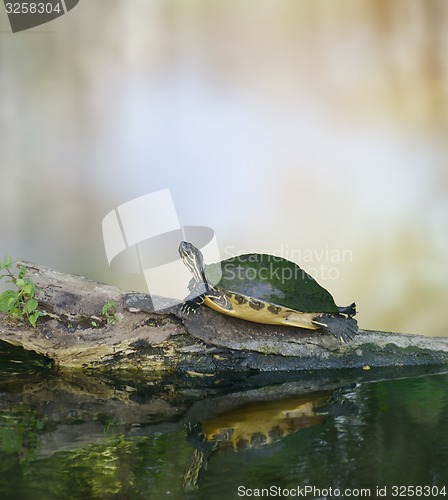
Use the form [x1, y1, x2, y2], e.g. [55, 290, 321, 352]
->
[1, 0, 447, 336]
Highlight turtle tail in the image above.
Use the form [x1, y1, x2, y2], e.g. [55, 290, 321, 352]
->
[314, 315, 358, 343]
[337, 302, 357, 317]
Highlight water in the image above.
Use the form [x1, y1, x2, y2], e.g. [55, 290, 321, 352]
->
[1, 344, 448, 499]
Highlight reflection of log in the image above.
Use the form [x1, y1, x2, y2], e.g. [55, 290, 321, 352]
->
[1, 365, 446, 458]
[1, 262, 448, 371]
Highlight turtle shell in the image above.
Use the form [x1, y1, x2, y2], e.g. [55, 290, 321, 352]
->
[205, 253, 339, 314]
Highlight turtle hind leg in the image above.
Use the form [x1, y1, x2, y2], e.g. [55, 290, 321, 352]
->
[337, 302, 356, 318]
[314, 315, 358, 343]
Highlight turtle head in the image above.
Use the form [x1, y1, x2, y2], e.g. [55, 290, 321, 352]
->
[179, 241, 206, 283]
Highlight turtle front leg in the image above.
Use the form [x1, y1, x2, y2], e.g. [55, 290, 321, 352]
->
[182, 294, 205, 314]
[181, 282, 208, 314]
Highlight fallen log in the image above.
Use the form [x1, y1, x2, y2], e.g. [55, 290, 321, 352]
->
[1, 262, 448, 371]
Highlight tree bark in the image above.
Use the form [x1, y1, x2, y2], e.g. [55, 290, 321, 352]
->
[1, 262, 448, 371]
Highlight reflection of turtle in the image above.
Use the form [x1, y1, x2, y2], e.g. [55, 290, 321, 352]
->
[182, 393, 330, 490]
[179, 241, 358, 343]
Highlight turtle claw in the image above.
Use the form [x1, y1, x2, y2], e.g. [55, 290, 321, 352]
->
[181, 293, 206, 316]
[181, 303, 192, 315]
[181, 298, 204, 316]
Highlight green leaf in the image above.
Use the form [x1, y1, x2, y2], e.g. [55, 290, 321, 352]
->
[18, 265, 27, 279]
[26, 299, 38, 313]
[11, 308, 22, 318]
[3, 256, 13, 269]
[29, 312, 39, 327]
[0, 257, 39, 325]
[7, 296, 18, 310]
[0, 290, 16, 312]
[102, 301, 117, 315]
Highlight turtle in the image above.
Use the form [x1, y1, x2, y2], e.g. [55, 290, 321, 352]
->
[182, 392, 331, 490]
[178, 241, 358, 343]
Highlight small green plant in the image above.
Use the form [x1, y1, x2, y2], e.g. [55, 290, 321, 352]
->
[0, 256, 41, 327]
[101, 301, 121, 325]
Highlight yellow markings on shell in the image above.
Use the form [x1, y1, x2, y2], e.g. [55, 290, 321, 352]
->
[201, 394, 328, 451]
[203, 292, 318, 330]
